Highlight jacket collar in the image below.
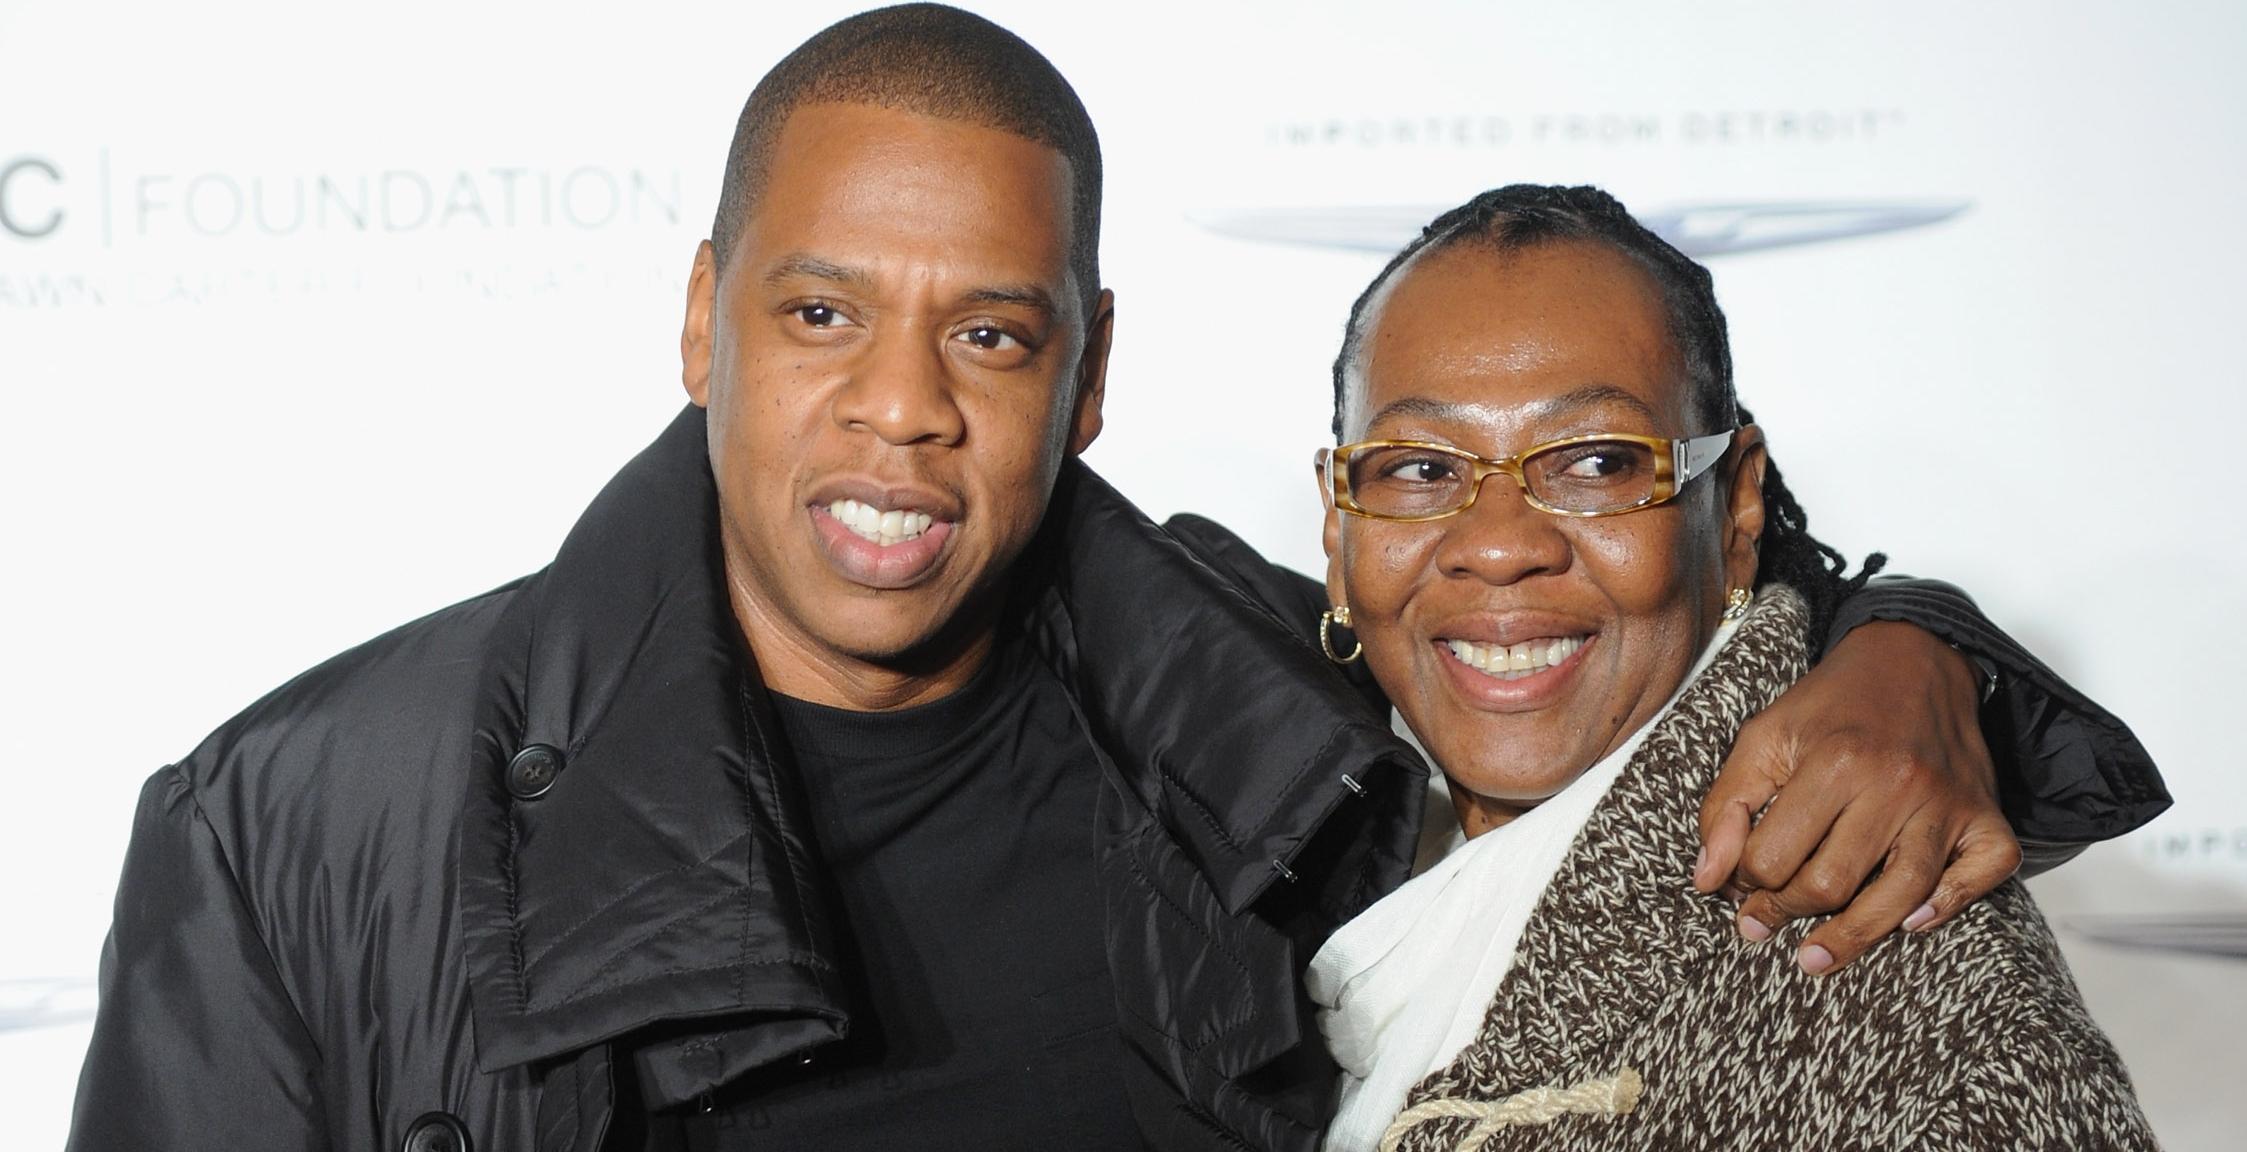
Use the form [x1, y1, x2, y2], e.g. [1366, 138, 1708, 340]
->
[457, 405, 1421, 1093]
[1024, 462, 1424, 914]
[1402, 588, 1814, 1113]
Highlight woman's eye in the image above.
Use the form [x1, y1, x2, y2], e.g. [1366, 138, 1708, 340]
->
[1560, 450, 1630, 479]
[1383, 457, 1457, 484]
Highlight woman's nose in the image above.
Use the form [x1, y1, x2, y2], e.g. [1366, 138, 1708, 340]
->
[829, 331, 968, 447]
[1431, 472, 1573, 585]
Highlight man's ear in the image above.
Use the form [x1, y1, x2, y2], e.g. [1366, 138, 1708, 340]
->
[681, 240, 718, 408]
[1722, 424, 1770, 594]
[1317, 449, 1349, 613]
[1066, 288, 1115, 456]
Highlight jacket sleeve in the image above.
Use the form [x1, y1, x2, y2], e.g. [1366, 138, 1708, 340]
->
[1825, 576, 2171, 874]
[68, 766, 328, 1151]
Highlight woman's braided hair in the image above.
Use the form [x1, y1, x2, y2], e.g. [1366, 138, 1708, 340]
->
[1735, 406, 1887, 640]
[1329, 184, 1884, 640]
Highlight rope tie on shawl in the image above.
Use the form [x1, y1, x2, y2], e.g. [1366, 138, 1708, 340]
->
[1378, 1067, 1643, 1152]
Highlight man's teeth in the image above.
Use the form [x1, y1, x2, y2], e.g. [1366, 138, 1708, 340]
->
[827, 499, 936, 547]
[1445, 635, 1587, 680]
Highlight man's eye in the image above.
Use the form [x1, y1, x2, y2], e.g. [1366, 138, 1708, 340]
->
[794, 304, 845, 327]
[958, 325, 1021, 351]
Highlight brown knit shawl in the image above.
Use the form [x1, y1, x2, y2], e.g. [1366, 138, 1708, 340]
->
[1383, 585, 2156, 1152]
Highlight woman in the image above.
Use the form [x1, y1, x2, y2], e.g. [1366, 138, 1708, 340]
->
[1305, 185, 2155, 1151]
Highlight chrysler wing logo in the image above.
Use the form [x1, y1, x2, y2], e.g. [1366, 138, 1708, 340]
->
[2062, 913, 2247, 961]
[0, 977, 98, 1032]
[1192, 200, 1971, 258]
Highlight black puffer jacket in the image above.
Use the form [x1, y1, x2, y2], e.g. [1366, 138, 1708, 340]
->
[67, 406, 2166, 1152]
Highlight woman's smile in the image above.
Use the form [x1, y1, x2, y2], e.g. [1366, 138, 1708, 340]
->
[1441, 633, 1587, 681]
[1427, 611, 1599, 713]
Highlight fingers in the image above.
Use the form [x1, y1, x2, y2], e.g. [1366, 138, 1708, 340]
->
[1728, 759, 1858, 896]
[1911, 813, 2024, 933]
[1733, 793, 1897, 943]
[1695, 794, 1755, 894]
[1701, 621, 2019, 977]
[1697, 714, 1794, 893]
[1733, 814, 2020, 976]
[1790, 817, 1948, 975]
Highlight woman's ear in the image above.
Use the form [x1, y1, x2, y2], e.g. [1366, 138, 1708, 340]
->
[1722, 424, 1769, 595]
[1316, 449, 1348, 612]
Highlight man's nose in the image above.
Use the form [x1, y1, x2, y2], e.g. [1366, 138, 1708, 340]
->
[1430, 471, 1573, 585]
[830, 330, 968, 447]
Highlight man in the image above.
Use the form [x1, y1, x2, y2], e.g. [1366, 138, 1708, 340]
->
[68, 7, 2165, 1151]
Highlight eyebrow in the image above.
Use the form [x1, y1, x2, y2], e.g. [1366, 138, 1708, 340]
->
[762, 254, 872, 291]
[1366, 383, 1659, 429]
[761, 253, 1058, 317]
[1528, 383, 1660, 423]
[959, 283, 1059, 316]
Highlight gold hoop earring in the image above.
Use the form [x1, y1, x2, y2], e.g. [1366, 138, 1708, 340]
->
[1319, 606, 1363, 664]
[1723, 587, 1753, 621]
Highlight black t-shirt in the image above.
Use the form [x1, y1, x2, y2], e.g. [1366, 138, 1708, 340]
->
[639, 636, 1141, 1150]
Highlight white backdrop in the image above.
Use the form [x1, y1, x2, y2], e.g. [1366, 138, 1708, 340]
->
[4, 1, 2242, 1147]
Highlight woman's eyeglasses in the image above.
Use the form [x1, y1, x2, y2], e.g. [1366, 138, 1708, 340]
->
[1319, 430, 1737, 522]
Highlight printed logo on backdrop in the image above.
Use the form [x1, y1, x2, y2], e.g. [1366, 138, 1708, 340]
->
[1261, 107, 1907, 151]
[2046, 826, 2247, 961]
[0, 978, 97, 1034]
[0, 156, 65, 239]
[2137, 824, 2247, 869]
[0, 150, 699, 308]
[1194, 201, 1969, 259]
[2061, 912, 2247, 961]
[1198, 106, 1964, 258]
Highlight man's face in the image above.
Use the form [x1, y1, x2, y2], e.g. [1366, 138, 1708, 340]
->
[682, 102, 1110, 705]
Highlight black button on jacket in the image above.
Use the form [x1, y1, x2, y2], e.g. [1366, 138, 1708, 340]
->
[65, 406, 2167, 1152]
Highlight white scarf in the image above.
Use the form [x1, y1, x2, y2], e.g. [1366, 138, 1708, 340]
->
[1306, 618, 1740, 1152]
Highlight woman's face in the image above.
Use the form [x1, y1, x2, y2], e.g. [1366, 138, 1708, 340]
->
[1322, 239, 1766, 836]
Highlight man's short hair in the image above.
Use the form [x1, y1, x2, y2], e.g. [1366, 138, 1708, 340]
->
[710, 3, 1103, 317]
[1330, 184, 1737, 438]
